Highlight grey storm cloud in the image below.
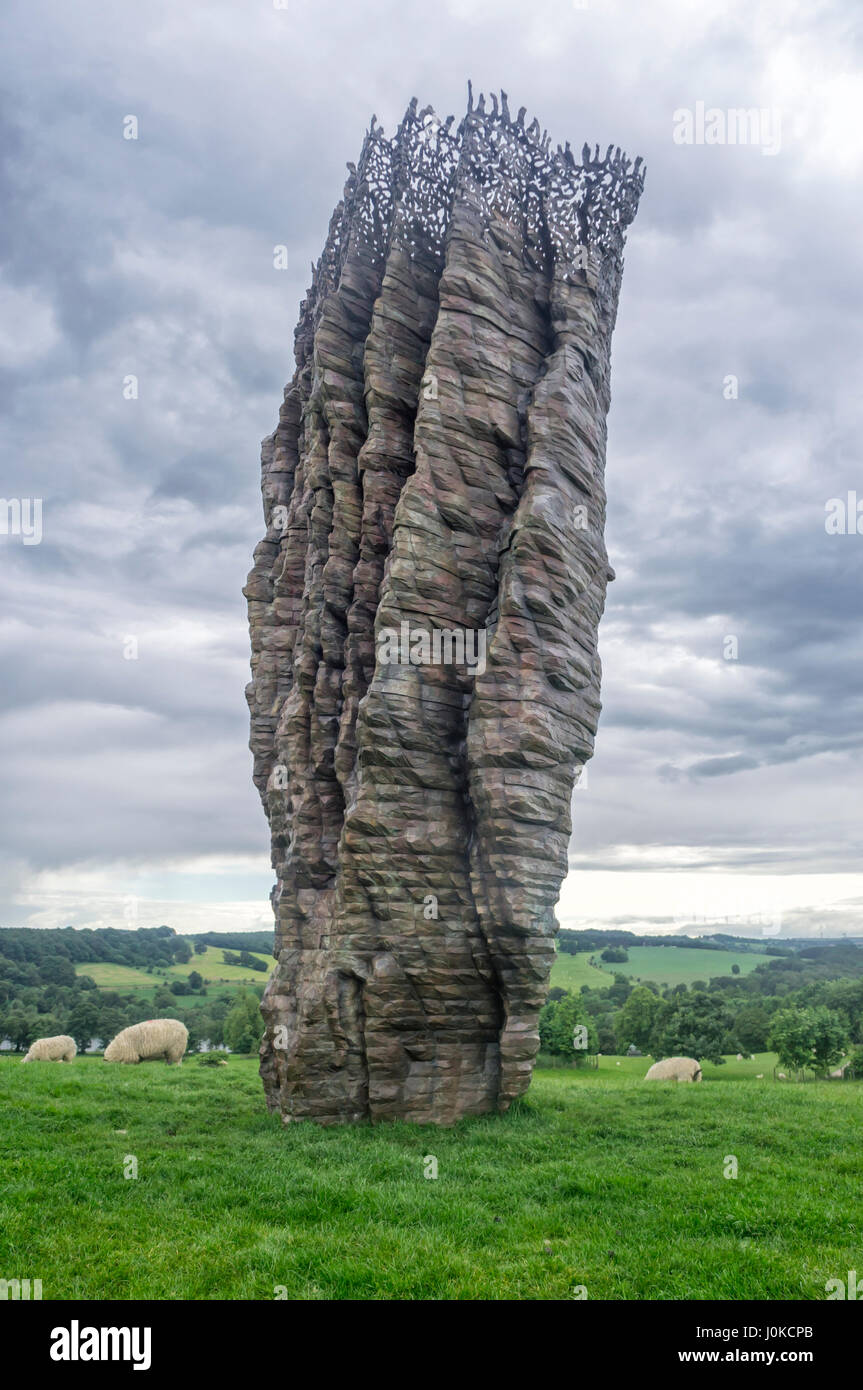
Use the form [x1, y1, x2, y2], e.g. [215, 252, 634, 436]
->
[0, 0, 861, 929]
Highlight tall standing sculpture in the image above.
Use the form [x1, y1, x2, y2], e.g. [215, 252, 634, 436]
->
[245, 90, 644, 1124]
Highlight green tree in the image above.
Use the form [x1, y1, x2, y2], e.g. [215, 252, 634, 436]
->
[846, 1043, 863, 1078]
[733, 1003, 771, 1053]
[606, 973, 632, 1006]
[539, 992, 597, 1062]
[66, 998, 102, 1053]
[198, 1007, 224, 1048]
[224, 990, 262, 1055]
[810, 1007, 848, 1076]
[188, 971, 203, 991]
[596, 1021, 618, 1054]
[32, 1012, 64, 1041]
[814, 979, 863, 1042]
[0, 1006, 40, 1051]
[649, 991, 732, 1065]
[768, 1007, 816, 1074]
[40, 958, 77, 987]
[616, 985, 660, 1052]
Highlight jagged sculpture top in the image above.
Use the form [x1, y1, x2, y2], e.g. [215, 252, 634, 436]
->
[245, 91, 644, 1124]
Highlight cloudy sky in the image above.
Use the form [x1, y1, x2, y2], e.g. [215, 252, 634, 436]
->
[1, 0, 861, 940]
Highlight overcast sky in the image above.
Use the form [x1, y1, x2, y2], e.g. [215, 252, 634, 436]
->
[1, 0, 861, 939]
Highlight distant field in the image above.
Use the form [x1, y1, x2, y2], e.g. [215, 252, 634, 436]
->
[171, 945, 273, 982]
[582, 945, 774, 988]
[1, 1053, 859, 1300]
[549, 952, 610, 991]
[81, 943, 763, 998]
[73, 962, 157, 991]
[76, 945, 274, 994]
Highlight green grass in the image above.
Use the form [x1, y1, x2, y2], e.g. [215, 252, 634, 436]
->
[549, 951, 610, 991]
[75, 945, 273, 994]
[170, 946, 273, 982]
[558, 1052, 779, 1080]
[1, 1054, 860, 1301]
[73, 962, 159, 991]
[585, 945, 774, 988]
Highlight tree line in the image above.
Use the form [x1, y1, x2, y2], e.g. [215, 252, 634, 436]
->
[540, 942, 863, 1077]
[0, 925, 274, 1054]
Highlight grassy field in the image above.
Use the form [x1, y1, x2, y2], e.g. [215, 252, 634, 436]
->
[565, 1052, 781, 1079]
[548, 951, 610, 991]
[75, 944, 274, 995]
[1, 1054, 860, 1301]
[572, 944, 774, 988]
[170, 946, 273, 981]
[79, 943, 762, 999]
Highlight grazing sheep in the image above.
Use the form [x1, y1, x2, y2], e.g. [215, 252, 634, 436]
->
[644, 1057, 702, 1083]
[777, 1071, 787, 1080]
[22, 1034, 77, 1063]
[104, 1019, 188, 1065]
[756, 1073, 764, 1079]
[736, 1053, 743, 1061]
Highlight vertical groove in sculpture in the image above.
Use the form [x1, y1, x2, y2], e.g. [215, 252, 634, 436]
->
[245, 91, 644, 1123]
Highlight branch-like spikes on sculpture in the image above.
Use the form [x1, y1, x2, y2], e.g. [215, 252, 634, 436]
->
[245, 91, 645, 1123]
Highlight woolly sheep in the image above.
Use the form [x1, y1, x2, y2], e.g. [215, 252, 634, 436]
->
[22, 1034, 77, 1063]
[777, 1071, 787, 1079]
[644, 1056, 702, 1083]
[756, 1073, 764, 1079]
[103, 1019, 188, 1065]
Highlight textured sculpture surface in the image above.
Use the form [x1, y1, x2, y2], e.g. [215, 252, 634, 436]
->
[245, 90, 644, 1123]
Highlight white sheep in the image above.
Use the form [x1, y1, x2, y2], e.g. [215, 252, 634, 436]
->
[777, 1071, 787, 1080]
[103, 1019, 188, 1065]
[22, 1034, 77, 1062]
[644, 1056, 702, 1082]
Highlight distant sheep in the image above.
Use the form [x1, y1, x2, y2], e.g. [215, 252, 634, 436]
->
[104, 1019, 188, 1065]
[756, 1073, 764, 1079]
[777, 1071, 787, 1080]
[23, 1034, 77, 1063]
[644, 1057, 702, 1083]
